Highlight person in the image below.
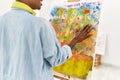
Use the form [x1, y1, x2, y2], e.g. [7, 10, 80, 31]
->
[0, 0, 92, 80]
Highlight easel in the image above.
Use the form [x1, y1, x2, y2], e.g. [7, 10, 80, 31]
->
[54, 75, 69, 80]
[68, 0, 80, 2]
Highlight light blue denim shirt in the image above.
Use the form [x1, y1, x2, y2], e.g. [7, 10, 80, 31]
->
[0, 8, 72, 80]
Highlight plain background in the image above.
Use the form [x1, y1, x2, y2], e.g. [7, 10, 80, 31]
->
[98, 0, 120, 67]
[0, 0, 15, 15]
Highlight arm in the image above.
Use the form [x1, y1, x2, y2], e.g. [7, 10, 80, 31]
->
[40, 20, 72, 67]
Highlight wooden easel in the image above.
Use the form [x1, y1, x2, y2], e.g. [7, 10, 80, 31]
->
[54, 75, 69, 80]
[68, 0, 80, 2]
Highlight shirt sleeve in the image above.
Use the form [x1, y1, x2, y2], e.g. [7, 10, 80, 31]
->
[39, 19, 72, 67]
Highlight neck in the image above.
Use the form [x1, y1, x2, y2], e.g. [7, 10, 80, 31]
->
[16, 0, 31, 9]
[12, 1, 36, 15]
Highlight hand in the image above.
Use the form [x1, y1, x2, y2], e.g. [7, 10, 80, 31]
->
[68, 24, 93, 49]
[75, 24, 93, 43]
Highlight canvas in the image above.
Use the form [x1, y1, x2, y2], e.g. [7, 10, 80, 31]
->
[49, 0, 102, 79]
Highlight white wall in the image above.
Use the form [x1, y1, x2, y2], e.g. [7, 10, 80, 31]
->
[0, 0, 15, 15]
[98, 0, 120, 67]
[38, 0, 53, 20]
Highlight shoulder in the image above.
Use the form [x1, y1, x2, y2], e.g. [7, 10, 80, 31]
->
[35, 17, 51, 25]
[36, 17, 56, 36]
[35, 17, 53, 29]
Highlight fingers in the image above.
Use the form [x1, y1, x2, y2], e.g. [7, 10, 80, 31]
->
[74, 24, 93, 43]
[82, 24, 90, 30]
[82, 24, 93, 34]
[75, 28, 80, 36]
[86, 25, 93, 33]
[77, 24, 92, 38]
[75, 24, 92, 36]
[78, 34, 92, 42]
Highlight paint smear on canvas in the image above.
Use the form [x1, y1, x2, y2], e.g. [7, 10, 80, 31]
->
[50, 1, 102, 79]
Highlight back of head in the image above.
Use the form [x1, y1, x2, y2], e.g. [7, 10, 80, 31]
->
[15, 0, 43, 10]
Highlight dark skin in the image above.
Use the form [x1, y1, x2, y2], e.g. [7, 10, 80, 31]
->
[68, 24, 93, 49]
[17, 0, 93, 49]
[16, 0, 43, 9]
